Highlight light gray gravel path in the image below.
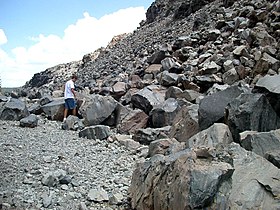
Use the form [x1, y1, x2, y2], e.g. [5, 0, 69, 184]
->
[0, 118, 142, 210]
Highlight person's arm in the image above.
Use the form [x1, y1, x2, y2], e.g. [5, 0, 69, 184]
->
[71, 88, 76, 98]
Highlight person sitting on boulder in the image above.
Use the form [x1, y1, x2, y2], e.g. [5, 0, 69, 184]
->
[63, 74, 78, 122]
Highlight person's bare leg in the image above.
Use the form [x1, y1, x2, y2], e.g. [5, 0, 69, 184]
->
[72, 108, 77, 116]
[63, 108, 68, 120]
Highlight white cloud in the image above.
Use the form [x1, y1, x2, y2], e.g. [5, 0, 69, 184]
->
[0, 7, 146, 87]
[0, 29, 7, 45]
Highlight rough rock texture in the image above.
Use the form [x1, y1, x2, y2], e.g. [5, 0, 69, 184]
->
[129, 149, 233, 210]
[0, 98, 29, 121]
[41, 98, 65, 121]
[79, 125, 112, 140]
[216, 143, 280, 209]
[19, 114, 39, 128]
[198, 85, 249, 130]
[169, 104, 199, 142]
[225, 93, 280, 142]
[186, 123, 233, 148]
[0, 119, 143, 210]
[240, 129, 280, 159]
[79, 95, 118, 126]
[2, 0, 280, 209]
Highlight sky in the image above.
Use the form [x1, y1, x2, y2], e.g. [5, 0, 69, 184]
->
[0, 0, 154, 87]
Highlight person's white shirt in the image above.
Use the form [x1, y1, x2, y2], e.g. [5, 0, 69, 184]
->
[64, 79, 75, 99]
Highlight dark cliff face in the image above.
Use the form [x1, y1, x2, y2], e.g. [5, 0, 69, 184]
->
[145, 0, 216, 24]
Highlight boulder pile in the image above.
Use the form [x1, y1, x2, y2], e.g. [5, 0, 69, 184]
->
[1, 0, 280, 209]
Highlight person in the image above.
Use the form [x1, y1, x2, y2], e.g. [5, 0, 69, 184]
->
[63, 74, 78, 122]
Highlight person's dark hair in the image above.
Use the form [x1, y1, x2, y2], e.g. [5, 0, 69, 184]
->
[72, 74, 78, 80]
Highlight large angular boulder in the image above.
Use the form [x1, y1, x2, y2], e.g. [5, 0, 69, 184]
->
[133, 126, 171, 145]
[41, 97, 65, 121]
[240, 129, 280, 159]
[79, 94, 118, 126]
[225, 93, 280, 142]
[214, 143, 280, 209]
[254, 74, 280, 115]
[116, 105, 148, 134]
[19, 114, 39, 128]
[131, 85, 166, 114]
[129, 149, 233, 210]
[187, 123, 233, 148]
[157, 71, 179, 87]
[0, 98, 29, 121]
[255, 75, 280, 94]
[39, 95, 53, 106]
[150, 98, 180, 128]
[198, 85, 249, 130]
[147, 50, 169, 64]
[161, 57, 182, 73]
[79, 125, 111, 140]
[166, 86, 202, 102]
[254, 53, 280, 75]
[169, 104, 199, 142]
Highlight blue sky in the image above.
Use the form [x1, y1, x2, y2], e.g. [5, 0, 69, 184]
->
[0, 0, 154, 87]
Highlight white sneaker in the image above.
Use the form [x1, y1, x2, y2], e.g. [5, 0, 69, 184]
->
[63, 118, 67, 123]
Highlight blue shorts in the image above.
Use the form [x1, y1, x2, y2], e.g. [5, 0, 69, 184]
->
[65, 98, 76, 110]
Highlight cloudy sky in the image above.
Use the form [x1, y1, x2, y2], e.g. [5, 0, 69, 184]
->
[0, 0, 154, 87]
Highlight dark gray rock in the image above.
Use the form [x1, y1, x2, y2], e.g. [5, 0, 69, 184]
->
[28, 103, 43, 115]
[254, 75, 280, 117]
[161, 57, 182, 73]
[129, 149, 233, 210]
[240, 129, 280, 159]
[226, 93, 280, 142]
[80, 95, 118, 126]
[198, 85, 249, 131]
[79, 125, 111, 140]
[41, 97, 65, 121]
[223, 0, 235, 7]
[148, 138, 178, 157]
[19, 114, 39, 128]
[265, 150, 280, 169]
[222, 68, 239, 85]
[0, 98, 29, 121]
[169, 104, 199, 142]
[131, 85, 166, 114]
[132, 126, 171, 145]
[116, 106, 148, 134]
[39, 95, 53, 106]
[157, 71, 179, 87]
[187, 123, 233, 148]
[147, 50, 169, 64]
[150, 98, 180, 128]
[62, 115, 84, 131]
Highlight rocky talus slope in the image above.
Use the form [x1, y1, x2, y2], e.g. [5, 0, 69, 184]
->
[0, 118, 145, 210]
[1, 0, 280, 209]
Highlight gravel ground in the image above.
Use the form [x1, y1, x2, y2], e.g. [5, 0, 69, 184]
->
[0, 118, 144, 210]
